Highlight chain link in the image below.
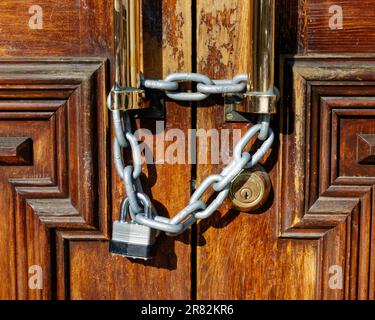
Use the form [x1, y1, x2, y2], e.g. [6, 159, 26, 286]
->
[110, 72, 274, 236]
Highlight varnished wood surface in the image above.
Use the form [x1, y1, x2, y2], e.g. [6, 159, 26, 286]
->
[70, 0, 194, 298]
[0, 59, 109, 299]
[299, 0, 375, 53]
[0, 1, 193, 299]
[0, 0, 112, 57]
[1, 0, 375, 300]
[281, 56, 375, 299]
[196, 0, 375, 300]
[196, 2, 316, 299]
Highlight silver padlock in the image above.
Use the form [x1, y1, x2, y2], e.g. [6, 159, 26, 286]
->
[109, 196, 157, 260]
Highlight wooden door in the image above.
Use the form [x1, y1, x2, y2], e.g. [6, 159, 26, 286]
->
[0, 0, 374, 300]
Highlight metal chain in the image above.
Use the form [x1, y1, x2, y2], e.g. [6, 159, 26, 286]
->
[142, 73, 248, 102]
[110, 73, 275, 236]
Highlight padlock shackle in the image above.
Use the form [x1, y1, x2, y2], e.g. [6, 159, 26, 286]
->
[119, 193, 153, 223]
[119, 197, 131, 222]
[135, 193, 152, 219]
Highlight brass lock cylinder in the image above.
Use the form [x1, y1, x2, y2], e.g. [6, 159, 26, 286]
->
[230, 164, 272, 212]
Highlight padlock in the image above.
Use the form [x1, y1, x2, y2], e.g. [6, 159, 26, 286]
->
[109, 197, 157, 260]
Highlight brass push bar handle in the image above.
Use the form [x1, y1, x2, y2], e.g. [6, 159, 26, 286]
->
[110, 0, 278, 115]
[245, 0, 278, 114]
[111, 0, 145, 111]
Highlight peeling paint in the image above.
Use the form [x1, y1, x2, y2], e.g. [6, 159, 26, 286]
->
[162, 0, 190, 72]
[198, 2, 239, 77]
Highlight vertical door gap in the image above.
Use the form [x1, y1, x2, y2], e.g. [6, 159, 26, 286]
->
[190, 0, 198, 301]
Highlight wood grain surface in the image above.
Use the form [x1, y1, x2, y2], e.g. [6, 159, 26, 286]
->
[0, 0, 193, 299]
[195, 1, 316, 300]
[195, 1, 375, 300]
[70, 0, 194, 300]
[0, 0, 375, 300]
[300, 0, 375, 53]
[0, 0, 112, 57]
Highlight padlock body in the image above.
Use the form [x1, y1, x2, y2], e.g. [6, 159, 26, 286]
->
[110, 221, 157, 260]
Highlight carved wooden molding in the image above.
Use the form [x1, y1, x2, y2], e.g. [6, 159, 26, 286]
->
[357, 134, 375, 164]
[280, 55, 375, 299]
[0, 137, 32, 165]
[0, 58, 108, 299]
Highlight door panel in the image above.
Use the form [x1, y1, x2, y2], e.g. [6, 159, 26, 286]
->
[0, 1, 194, 300]
[195, 2, 375, 300]
[100, 0, 193, 300]
[280, 57, 375, 299]
[0, 60, 108, 299]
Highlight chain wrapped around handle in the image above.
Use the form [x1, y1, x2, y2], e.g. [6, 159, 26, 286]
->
[108, 75, 275, 236]
[108, 0, 277, 260]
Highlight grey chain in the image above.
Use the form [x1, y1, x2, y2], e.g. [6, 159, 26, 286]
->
[142, 73, 248, 101]
[110, 72, 274, 236]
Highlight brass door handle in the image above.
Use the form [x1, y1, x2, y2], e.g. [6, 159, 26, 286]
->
[245, 0, 278, 115]
[109, 0, 145, 111]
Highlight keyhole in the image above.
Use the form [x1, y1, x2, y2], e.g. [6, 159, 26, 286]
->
[240, 188, 252, 200]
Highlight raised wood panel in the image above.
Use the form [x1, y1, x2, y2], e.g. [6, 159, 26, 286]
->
[0, 59, 109, 299]
[280, 56, 375, 299]
[320, 98, 375, 185]
[357, 134, 375, 164]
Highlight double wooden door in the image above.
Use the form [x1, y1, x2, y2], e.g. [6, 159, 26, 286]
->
[0, 0, 375, 300]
